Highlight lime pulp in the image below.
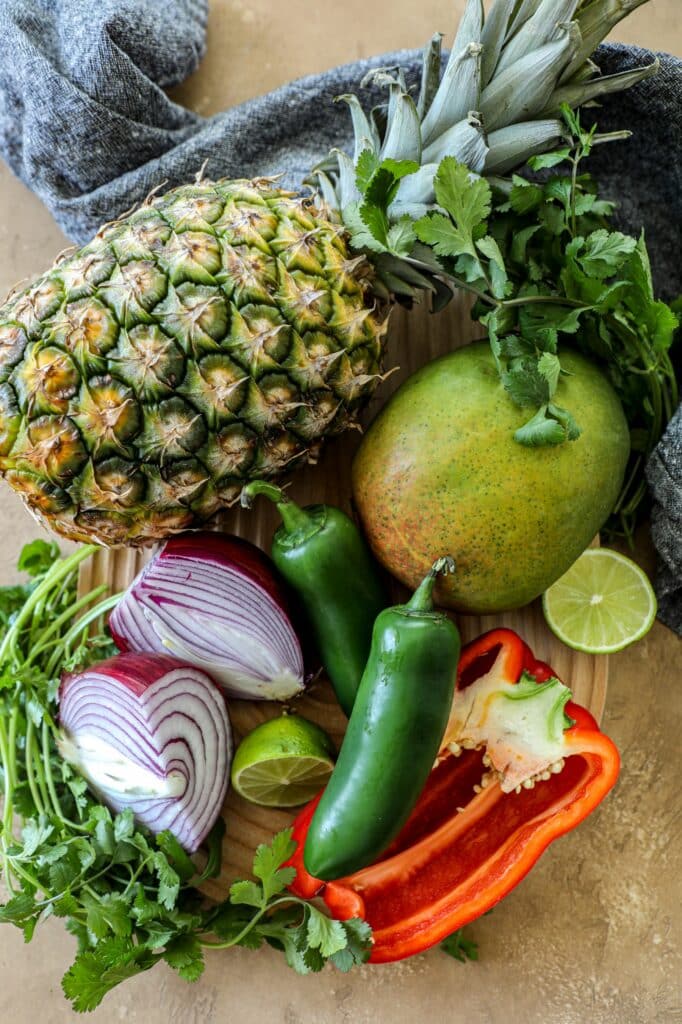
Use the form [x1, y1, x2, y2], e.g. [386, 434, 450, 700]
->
[542, 547, 657, 654]
[230, 714, 335, 808]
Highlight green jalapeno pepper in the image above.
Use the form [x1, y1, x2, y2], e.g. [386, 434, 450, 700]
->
[241, 481, 388, 717]
[303, 557, 460, 881]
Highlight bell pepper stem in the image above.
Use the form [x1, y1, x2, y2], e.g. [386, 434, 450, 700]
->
[406, 556, 456, 613]
[240, 480, 314, 534]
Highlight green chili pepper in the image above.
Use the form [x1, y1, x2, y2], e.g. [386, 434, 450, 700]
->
[241, 481, 388, 717]
[302, 557, 460, 881]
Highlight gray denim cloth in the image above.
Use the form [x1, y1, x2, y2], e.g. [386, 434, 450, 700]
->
[0, 0, 680, 629]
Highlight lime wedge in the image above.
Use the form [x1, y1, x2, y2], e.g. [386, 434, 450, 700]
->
[542, 548, 657, 654]
[231, 715, 335, 807]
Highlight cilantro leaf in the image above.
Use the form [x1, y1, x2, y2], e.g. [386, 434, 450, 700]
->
[306, 906, 348, 957]
[113, 809, 135, 843]
[229, 880, 264, 909]
[62, 942, 157, 1013]
[163, 934, 205, 982]
[358, 159, 419, 252]
[155, 830, 196, 883]
[514, 406, 569, 447]
[252, 829, 297, 903]
[547, 403, 582, 441]
[329, 918, 373, 972]
[17, 539, 59, 577]
[415, 159, 491, 274]
[82, 893, 133, 940]
[623, 235, 678, 352]
[578, 230, 637, 279]
[573, 193, 615, 217]
[506, 176, 544, 215]
[521, 301, 584, 342]
[415, 213, 466, 258]
[343, 201, 388, 253]
[502, 360, 551, 408]
[360, 196, 391, 250]
[378, 158, 420, 183]
[52, 894, 80, 918]
[0, 893, 37, 924]
[433, 158, 491, 236]
[142, 922, 177, 949]
[154, 853, 181, 911]
[537, 352, 561, 396]
[441, 927, 479, 963]
[0, 583, 33, 630]
[284, 934, 324, 974]
[476, 235, 508, 299]
[20, 818, 54, 857]
[510, 224, 540, 266]
[48, 849, 83, 893]
[386, 216, 417, 257]
[527, 148, 572, 170]
[355, 149, 379, 193]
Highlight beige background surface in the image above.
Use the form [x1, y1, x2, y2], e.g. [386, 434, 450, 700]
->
[0, 2, 681, 1022]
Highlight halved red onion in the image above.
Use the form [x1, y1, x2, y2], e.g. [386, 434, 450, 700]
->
[58, 652, 232, 852]
[109, 533, 305, 701]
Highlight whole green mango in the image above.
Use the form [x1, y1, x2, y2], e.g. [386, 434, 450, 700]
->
[352, 341, 630, 613]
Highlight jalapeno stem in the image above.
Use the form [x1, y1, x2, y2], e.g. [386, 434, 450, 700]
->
[406, 556, 456, 613]
[241, 480, 313, 534]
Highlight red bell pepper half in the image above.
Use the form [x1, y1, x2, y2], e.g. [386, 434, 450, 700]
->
[287, 628, 620, 962]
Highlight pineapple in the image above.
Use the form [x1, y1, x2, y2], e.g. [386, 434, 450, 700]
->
[0, 0, 656, 545]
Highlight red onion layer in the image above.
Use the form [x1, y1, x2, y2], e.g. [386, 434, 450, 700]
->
[58, 652, 232, 853]
[110, 533, 305, 701]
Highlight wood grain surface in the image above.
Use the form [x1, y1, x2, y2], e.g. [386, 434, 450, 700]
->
[79, 294, 608, 897]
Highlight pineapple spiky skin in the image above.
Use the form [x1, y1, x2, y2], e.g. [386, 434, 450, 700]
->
[0, 179, 389, 545]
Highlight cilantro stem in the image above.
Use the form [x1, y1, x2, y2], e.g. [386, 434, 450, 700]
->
[27, 720, 51, 815]
[24, 718, 46, 817]
[7, 703, 19, 826]
[6, 855, 42, 892]
[435, 273, 586, 313]
[24, 585, 109, 669]
[44, 593, 121, 679]
[0, 547, 98, 664]
[0, 712, 15, 835]
[41, 720, 65, 821]
[0, 713, 17, 893]
[28, 591, 50, 648]
[40, 721, 90, 833]
[501, 295, 585, 309]
[198, 895, 303, 949]
[570, 154, 580, 237]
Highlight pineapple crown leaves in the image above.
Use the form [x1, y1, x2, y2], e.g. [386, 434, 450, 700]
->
[313, 0, 658, 251]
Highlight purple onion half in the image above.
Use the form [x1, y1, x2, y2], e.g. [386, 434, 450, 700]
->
[110, 533, 305, 701]
[58, 652, 232, 852]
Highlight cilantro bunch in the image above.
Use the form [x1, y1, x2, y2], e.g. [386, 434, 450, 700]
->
[0, 543, 371, 1012]
[348, 106, 679, 539]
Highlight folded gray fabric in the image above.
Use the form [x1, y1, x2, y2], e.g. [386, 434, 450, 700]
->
[647, 406, 682, 632]
[0, 0, 680, 629]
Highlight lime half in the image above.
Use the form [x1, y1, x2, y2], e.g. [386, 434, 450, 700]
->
[231, 715, 335, 807]
[542, 548, 657, 654]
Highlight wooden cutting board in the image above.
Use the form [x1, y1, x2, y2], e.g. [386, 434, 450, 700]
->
[78, 296, 607, 900]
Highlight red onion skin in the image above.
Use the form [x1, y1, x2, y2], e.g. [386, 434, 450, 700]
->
[60, 652, 186, 701]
